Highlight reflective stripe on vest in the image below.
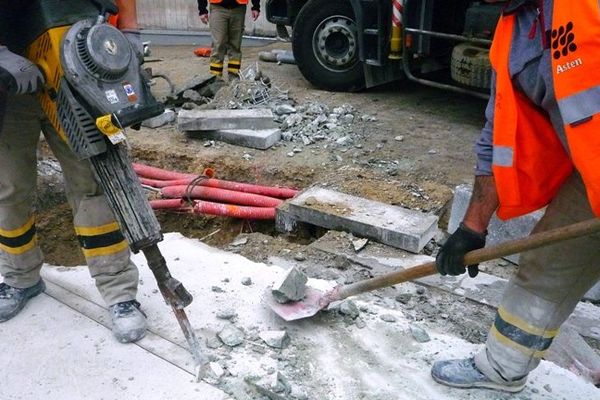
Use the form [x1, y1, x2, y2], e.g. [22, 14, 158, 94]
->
[209, 0, 249, 5]
[490, 0, 600, 219]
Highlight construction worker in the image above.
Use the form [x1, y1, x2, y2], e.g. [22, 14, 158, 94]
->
[197, 0, 260, 78]
[0, 0, 147, 343]
[431, 0, 600, 393]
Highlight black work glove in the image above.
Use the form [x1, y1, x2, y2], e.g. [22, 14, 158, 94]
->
[436, 222, 486, 278]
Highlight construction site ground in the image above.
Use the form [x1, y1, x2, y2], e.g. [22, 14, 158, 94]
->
[23, 42, 600, 399]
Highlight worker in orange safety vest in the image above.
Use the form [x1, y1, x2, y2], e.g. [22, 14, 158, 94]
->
[431, 0, 600, 393]
[197, 0, 260, 78]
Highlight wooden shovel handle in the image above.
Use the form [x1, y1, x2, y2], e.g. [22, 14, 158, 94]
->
[336, 218, 600, 301]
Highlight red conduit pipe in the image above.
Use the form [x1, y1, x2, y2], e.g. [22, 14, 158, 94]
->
[149, 198, 275, 220]
[149, 199, 188, 210]
[139, 177, 298, 199]
[133, 163, 216, 181]
[193, 201, 276, 220]
[161, 185, 283, 208]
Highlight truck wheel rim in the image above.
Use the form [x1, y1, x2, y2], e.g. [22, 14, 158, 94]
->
[312, 15, 358, 72]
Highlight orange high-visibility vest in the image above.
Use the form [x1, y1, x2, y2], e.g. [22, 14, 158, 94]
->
[209, 0, 248, 5]
[490, 0, 600, 220]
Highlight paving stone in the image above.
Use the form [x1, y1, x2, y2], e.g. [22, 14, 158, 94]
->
[178, 109, 276, 131]
[186, 128, 281, 150]
[286, 187, 438, 253]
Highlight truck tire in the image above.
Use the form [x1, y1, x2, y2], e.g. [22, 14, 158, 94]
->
[450, 44, 492, 90]
[292, 0, 365, 91]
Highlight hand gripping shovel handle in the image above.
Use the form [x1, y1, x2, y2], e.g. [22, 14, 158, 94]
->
[334, 218, 600, 302]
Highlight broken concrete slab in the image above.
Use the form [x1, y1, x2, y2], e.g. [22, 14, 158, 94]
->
[448, 184, 544, 263]
[271, 266, 308, 303]
[142, 109, 176, 128]
[449, 184, 600, 302]
[218, 325, 245, 347]
[186, 128, 281, 150]
[285, 187, 438, 253]
[259, 330, 290, 349]
[178, 109, 276, 131]
[546, 325, 600, 385]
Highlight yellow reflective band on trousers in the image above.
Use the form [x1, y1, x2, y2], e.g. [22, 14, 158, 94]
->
[491, 307, 558, 358]
[0, 216, 38, 255]
[75, 222, 128, 258]
[210, 62, 224, 75]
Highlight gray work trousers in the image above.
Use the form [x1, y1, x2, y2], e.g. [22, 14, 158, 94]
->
[209, 4, 246, 76]
[475, 173, 600, 382]
[0, 94, 138, 306]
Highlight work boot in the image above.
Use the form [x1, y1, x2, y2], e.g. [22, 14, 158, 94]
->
[0, 280, 46, 322]
[109, 300, 147, 343]
[431, 357, 526, 393]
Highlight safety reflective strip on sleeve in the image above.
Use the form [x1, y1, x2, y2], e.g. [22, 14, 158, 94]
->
[491, 307, 558, 357]
[75, 222, 128, 258]
[0, 216, 37, 255]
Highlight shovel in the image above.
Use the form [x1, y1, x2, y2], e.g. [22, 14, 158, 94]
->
[267, 218, 600, 321]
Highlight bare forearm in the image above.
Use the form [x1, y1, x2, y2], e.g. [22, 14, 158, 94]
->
[116, 0, 138, 29]
[463, 175, 499, 234]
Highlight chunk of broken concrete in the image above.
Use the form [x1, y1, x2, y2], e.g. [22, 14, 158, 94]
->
[271, 266, 308, 304]
[338, 300, 360, 319]
[410, 325, 431, 343]
[259, 330, 290, 349]
[218, 325, 245, 347]
[241, 277, 252, 286]
[204, 362, 226, 384]
[216, 308, 238, 320]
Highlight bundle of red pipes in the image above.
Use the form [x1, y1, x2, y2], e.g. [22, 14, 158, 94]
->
[133, 163, 299, 220]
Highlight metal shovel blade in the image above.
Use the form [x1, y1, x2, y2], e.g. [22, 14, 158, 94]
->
[264, 286, 328, 321]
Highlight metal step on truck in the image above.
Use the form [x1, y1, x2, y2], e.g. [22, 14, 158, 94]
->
[266, 0, 506, 98]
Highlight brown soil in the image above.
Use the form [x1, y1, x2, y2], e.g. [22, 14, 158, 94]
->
[35, 42, 486, 266]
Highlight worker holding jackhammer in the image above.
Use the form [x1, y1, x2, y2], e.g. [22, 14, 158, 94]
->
[431, 0, 600, 393]
[197, 0, 260, 78]
[0, 0, 147, 343]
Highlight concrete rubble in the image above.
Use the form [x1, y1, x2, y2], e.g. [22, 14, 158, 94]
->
[218, 325, 245, 347]
[271, 266, 308, 303]
[258, 330, 290, 349]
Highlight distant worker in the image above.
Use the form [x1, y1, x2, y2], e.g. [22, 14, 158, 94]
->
[0, 0, 147, 343]
[431, 0, 600, 393]
[197, 0, 260, 78]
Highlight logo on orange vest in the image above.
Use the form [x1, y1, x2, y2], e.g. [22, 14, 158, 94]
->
[551, 22, 577, 60]
[556, 58, 583, 75]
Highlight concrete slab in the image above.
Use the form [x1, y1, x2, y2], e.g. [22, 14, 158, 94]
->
[186, 128, 281, 149]
[142, 109, 176, 128]
[6, 233, 598, 399]
[178, 109, 276, 131]
[449, 184, 600, 301]
[448, 184, 544, 264]
[0, 289, 228, 400]
[286, 187, 439, 253]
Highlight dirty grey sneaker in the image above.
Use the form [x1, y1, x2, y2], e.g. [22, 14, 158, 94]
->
[0, 280, 45, 322]
[109, 300, 147, 343]
[431, 357, 526, 393]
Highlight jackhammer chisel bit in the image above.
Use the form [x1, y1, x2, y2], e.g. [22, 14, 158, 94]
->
[143, 245, 209, 379]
